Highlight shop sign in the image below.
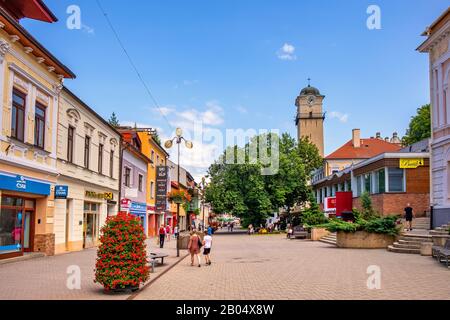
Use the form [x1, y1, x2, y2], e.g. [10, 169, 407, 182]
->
[130, 202, 147, 214]
[85, 191, 114, 200]
[0, 173, 51, 196]
[54, 185, 69, 199]
[120, 198, 131, 211]
[400, 158, 424, 169]
[324, 197, 337, 213]
[156, 166, 168, 211]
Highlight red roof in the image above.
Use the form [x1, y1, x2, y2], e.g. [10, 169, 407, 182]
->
[2, 0, 57, 23]
[325, 138, 401, 160]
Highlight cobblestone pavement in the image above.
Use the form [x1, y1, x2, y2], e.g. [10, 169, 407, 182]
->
[0, 236, 182, 300]
[134, 233, 450, 300]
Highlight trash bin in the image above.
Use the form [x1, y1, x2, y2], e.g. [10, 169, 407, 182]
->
[420, 242, 433, 256]
[341, 211, 355, 222]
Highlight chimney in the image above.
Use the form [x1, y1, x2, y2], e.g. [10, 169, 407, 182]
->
[376, 132, 381, 139]
[385, 137, 389, 142]
[352, 129, 361, 148]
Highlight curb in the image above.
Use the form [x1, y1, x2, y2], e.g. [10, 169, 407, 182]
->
[127, 252, 190, 300]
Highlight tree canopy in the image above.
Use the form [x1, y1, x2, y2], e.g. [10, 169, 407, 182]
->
[204, 132, 322, 226]
[402, 104, 431, 146]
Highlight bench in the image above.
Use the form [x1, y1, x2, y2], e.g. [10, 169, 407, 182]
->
[435, 240, 450, 267]
[291, 226, 309, 239]
[148, 253, 169, 273]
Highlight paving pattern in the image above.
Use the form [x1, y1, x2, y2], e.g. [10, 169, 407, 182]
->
[134, 233, 450, 300]
[0, 237, 181, 300]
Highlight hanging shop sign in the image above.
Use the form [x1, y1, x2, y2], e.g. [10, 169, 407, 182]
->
[156, 166, 168, 212]
[399, 158, 424, 169]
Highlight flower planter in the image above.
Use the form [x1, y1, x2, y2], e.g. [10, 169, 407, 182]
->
[106, 285, 140, 294]
[336, 231, 395, 249]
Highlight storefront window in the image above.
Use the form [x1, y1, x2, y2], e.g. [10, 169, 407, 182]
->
[0, 196, 35, 256]
[388, 168, 405, 192]
[356, 176, 362, 196]
[374, 169, 386, 194]
[364, 174, 371, 194]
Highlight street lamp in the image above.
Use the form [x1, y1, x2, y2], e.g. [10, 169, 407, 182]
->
[164, 128, 193, 257]
[199, 176, 208, 229]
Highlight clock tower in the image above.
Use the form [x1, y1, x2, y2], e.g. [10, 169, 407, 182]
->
[295, 81, 325, 157]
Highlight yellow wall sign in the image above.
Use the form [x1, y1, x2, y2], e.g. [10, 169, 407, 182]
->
[399, 158, 424, 169]
[85, 191, 114, 200]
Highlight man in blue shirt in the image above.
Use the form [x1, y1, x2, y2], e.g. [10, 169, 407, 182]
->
[207, 225, 214, 235]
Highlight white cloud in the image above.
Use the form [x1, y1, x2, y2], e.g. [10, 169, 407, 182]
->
[235, 105, 248, 114]
[277, 43, 297, 61]
[329, 111, 349, 123]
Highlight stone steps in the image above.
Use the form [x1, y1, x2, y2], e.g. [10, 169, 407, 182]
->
[388, 233, 432, 255]
[387, 245, 421, 254]
[318, 233, 337, 246]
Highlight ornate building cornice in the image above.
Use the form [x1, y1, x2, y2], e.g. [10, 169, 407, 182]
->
[0, 38, 10, 63]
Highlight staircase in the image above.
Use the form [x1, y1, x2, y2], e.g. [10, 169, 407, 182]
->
[388, 234, 433, 254]
[429, 223, 449, 236]
[319, 232, 337, 246]
[400, 217, 431, 230]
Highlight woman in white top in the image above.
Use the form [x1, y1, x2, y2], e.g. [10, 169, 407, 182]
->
[203, 230, 213, 266]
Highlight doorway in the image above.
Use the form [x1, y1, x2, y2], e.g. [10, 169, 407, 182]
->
[83, 202, 99, 249]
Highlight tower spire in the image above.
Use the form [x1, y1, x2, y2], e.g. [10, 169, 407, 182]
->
[307, 78, 311, 87]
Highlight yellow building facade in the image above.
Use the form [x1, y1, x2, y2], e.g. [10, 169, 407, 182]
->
[0, 5, 75, 259]
[137, 131, 169, 237]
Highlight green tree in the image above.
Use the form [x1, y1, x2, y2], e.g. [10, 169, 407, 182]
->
[360, 191, 377, 220]
[205, 132, 322, 227]
[403, 104, 431, 146]
[108, 112, 120, 128]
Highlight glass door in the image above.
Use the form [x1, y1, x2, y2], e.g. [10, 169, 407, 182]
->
[23, 211, 32, 252]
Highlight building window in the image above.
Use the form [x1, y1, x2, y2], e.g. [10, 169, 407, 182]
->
[34, 103, 45, 148]
[67, 126, 74, 163]
[374, 169, 385, 194]
[109, 150, 114, 178]
[356, 176, 362, 196]
[11, 90, 26, 142]
[157, 155, 160, 165]
[138, 174, 143, 192]
[150, 181, 154, 199]
[84, 136, 91, 169]
[124, 167, 131, 187]
[151, 150, 155, 163]
[364, 174, 372, 194]
[98, 144, 104, 174]
[346, 180, 352, 192]
[388, 168, 404, 192]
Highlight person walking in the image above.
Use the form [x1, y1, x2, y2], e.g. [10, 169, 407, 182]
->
[207, 225, 213, 236]
[404, 203, 415, 231]
[165, 225, 171, 242]
[173, 225, 179, 239]
[203, 230, 212, 266]
[158, 225, 166, 248]
[188, 231, 202, 267]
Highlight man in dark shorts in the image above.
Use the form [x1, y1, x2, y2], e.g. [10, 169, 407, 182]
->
[404, 203, 414, 231]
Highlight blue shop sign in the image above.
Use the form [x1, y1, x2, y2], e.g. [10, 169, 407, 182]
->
[0, 173, 51, 196]
[55, 185, 69, 199]
[130, 201, 147, 216]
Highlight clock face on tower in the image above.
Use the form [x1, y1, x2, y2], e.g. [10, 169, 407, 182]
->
[307, 95, 315, 106]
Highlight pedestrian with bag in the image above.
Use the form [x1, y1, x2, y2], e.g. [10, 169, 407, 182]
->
[188, 231, 202, 267]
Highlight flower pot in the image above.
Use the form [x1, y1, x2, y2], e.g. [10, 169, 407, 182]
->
[106, 285, 140, 294]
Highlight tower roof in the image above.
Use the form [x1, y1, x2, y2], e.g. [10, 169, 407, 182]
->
[300, 85, 321, 96]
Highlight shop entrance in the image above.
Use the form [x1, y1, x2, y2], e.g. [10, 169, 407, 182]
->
[83, 202, 99, 249]
[0, 196, 35, 258]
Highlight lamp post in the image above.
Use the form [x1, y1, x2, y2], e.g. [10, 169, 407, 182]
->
[164, 128, 193, 257]
[199, 176, 208, 229]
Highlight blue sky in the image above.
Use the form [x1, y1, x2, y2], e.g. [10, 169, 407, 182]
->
[22, 0, 449, 179]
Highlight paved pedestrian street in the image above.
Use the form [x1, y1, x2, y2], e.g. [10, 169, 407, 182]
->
[0, 237, 183, 300]
[134, 233, 450, 300]
[1, 232, 449, 300]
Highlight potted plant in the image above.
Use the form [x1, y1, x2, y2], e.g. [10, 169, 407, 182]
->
[94, 212, 150, 293]
[168, 189, 191, 204]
